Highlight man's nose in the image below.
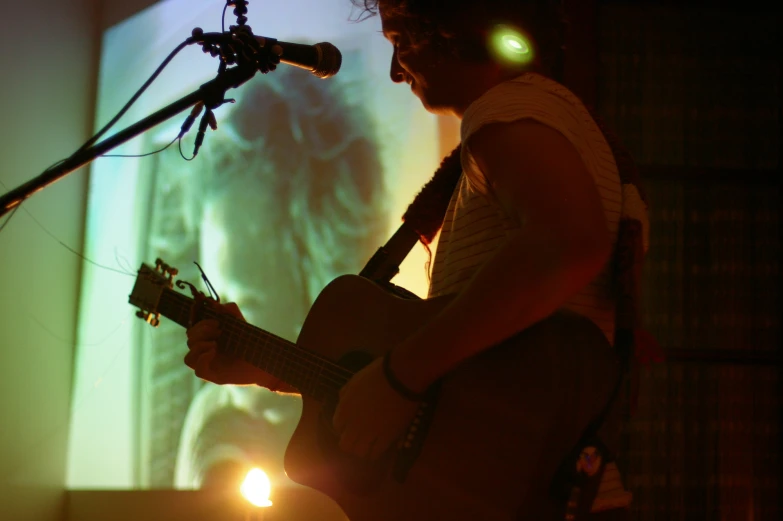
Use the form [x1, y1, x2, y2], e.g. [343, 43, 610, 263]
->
[389, 49, 406, 83]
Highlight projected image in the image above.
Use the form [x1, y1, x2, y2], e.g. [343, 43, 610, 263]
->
[150, 66, 387, 489]
[68, 0, 457, 490]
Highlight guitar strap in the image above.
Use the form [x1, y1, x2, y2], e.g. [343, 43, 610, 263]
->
[359, 222, 421, 291]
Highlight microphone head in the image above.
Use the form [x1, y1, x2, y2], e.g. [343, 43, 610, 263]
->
[313, 42, 342, 79]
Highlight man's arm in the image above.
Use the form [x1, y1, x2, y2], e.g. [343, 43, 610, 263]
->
[388, 119, 613, 392]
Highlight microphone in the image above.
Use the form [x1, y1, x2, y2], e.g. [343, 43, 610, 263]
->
[254, 37, 342, 79]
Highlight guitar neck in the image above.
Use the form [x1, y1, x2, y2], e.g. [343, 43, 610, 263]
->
[157, 288, 350, 400]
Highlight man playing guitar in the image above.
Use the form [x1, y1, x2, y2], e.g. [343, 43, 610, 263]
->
[183, 1, 648, 518]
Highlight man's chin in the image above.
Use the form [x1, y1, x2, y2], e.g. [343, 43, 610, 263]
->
[416, 94, 452, 116]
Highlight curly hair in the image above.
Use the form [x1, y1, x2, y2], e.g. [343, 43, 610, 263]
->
[350, 0, 566, 77]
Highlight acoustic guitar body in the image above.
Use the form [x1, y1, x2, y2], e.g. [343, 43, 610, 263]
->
[283, 275, 615, 521]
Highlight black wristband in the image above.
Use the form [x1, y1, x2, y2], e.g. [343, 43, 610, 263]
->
[382, 350, 427, 402]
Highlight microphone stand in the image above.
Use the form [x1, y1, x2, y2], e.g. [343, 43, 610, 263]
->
[0, 17, 277, 219]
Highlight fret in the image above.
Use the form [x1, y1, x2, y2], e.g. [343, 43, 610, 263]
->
[311, 359, 327, 395]
[303, 360, 317, 396]
[305, 363, 319, 396]
[311, 360, 326, 399]
[281, 356, 295, 388]
[254, 331, 275, 376]
[312, 360, 328, 396]
[251, 333, 266, 371]
[268, 335, 282, 382]
[250, 344, 262, 370]
[251, 336, 263, 370]
[313, 376, 334, 403]
[223, 323, 238, 357]
[237, 324, 247, 360]
[287, 351, 311, 394]
[147, 284, 352, 400]
[159, 291, 189, 329]
[299, 359, 311, 392]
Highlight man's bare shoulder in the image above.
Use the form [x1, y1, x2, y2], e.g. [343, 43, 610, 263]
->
[466, 118, 611, 260]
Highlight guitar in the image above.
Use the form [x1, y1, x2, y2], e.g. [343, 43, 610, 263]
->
[129, 259, 616, 521]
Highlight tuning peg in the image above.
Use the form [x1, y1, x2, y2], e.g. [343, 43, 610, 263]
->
[155, 258, 171, 271]
[135, 309, 161, 327]
[153, 258, 179, 282]
[162, 265, 178, 282]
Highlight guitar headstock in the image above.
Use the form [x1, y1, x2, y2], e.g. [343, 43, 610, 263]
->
[129, 258, 179, 327]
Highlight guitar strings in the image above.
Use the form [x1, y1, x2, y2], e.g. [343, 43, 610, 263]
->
[180, 297, 356, 393]
[182, 296, 349, 381]
[1, 180, 369, 392]
[217, 317, 355, 392]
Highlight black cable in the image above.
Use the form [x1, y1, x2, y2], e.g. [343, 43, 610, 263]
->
[0, 157, 69, 232]
[74, 39, 193, 155]
[194, 261, 221, 303]
[0, 179, 133, 275]
[2, 3, 229, 234]
[0, 203, 21, 234]
[99, 136, 178, 158]
[191, 108, 213, 157]
[178, 137, 196, 161]
[2, 4, 244, 270]
[23, 208, 134, 276]
[2, 38, 191, 224]
[57, 0, 239, 161]
[43, 158, 69, 173]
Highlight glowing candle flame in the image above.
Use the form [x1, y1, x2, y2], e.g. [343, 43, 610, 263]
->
[240, 468, 273, 507]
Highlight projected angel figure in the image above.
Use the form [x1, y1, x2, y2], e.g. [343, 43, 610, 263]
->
[139, 65, 387, 489]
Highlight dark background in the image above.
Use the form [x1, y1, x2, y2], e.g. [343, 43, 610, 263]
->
[563, 2, 780, 519]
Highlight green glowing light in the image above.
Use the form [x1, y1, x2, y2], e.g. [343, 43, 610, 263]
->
[489, 25, 534, 66]
[503, 35, 529, 54]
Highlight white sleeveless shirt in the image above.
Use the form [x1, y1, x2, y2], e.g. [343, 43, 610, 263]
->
[428, 73, 623, 345]
[428, 73, 635, 511]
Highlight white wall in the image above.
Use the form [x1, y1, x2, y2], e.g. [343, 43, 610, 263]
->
[0, 1, 441, 519]
[0, 0, 155, 519]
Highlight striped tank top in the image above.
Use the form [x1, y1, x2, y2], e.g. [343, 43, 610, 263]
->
[429, 72, 622, 345]
[427, 73, 634, 512]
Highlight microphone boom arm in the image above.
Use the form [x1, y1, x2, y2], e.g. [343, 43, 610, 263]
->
[0, 8, 338, 219]
[0, 60, 259, 218]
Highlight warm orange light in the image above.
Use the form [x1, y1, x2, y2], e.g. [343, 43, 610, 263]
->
[240, 468, 273, 507]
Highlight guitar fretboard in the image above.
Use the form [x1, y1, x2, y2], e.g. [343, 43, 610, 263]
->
[158, 288, 352, 401]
